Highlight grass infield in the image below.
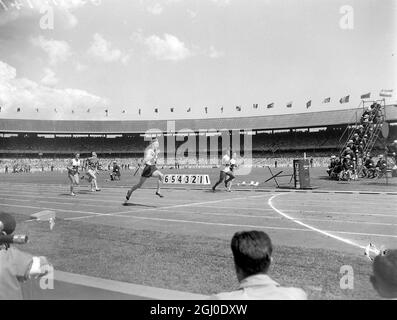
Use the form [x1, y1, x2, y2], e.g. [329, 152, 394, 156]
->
[13, 211, 381, 300]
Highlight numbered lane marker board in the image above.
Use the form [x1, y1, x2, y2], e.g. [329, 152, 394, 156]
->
[163, 174, 211, 185]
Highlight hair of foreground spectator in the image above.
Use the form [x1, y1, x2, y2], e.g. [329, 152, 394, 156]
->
[372, 249, 397, 298]
[231, 231, 272, 277]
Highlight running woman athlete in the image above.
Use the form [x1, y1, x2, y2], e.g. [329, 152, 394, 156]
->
[212, 151, 234, 192]
[124, 139, 164, 204]
[224, 152, 237, 192]
[85, 152, 101, 192]
[67, 153, 81, 196]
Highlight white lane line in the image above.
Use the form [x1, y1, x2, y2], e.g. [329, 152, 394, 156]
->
[268, 194, 368, 250]
[155, 209, 278, 219]
[1, 193, 394, 226]
[285, 210, 397, 218]
[0, 184, 190, 196]
[0, 183, 209, 195]
[1, 180, 397, 196]
[0, 195, 119, 208]
[0, 188, 190, 202]
[326, 230, 397, 239]
[65, 214, 315, 232]
[5, 194, 390, 227]
[268, 195, 397, 245]
[1, 191, 396, 239]
[1, 188, 394, 212]
[0, 200, 185, 218]
[0, 192, 189, 205]
[154, 208, 397, 227]
[0, 195, 157, 211]
[279, 199, 397, 207]
[267, 201, 396, 210]
[198, 205, 274, 211]
[0, 202, 106, 216]
[195, 205, 397, 218]
[65, 194, 270, 221]
[64, 212, 397, 239]
[0, 194, 270, 221]
[4, 187, 395, 218]
[1, 185, 395, 206]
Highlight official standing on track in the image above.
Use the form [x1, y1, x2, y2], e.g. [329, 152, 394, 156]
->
[110, 161, 121, 181]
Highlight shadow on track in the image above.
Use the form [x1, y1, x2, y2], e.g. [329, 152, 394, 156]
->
[122, 203, 157, 208]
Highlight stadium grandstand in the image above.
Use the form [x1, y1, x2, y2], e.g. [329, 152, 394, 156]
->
[1, 104, 396, 173]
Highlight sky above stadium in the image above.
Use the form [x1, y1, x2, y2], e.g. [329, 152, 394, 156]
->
[0, 0, 396, 121]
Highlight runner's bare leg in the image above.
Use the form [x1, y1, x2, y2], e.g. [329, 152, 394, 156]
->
[152, 171, 164, 195]
[127, 176, 147, 198]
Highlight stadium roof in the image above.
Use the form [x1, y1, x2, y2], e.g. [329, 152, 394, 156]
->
[0, 105, 396, 134]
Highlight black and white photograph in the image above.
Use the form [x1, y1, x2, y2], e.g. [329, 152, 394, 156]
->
[0, 0, 396, 305]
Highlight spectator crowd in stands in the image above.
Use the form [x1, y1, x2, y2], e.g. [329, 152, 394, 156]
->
[2, 126, 392, 155]
[327, 103, 396, 181]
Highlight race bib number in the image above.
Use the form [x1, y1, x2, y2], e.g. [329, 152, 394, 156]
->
[163, 174, 211, 185]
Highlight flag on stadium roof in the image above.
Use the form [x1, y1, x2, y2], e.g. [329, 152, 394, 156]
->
[105, 109, 109, 116]
[267, 103, 274, 109]
[17, 107, 21, 112]
[186, 107, 191, 112]
[253, 103, 258, 109]
[87, 108, 90, 113]
[220, 106, 223, 113]
[138, 108, 141, 115]
[154, 108, 158, 113]
[322, 97, 331, 103]
[35, 108, 39, 112]
[286, 102, 292, 108]
[204, 107, 208, 114]
[54, 108, 57, 113]
[360, 92, 371, 99]
[72, 110, 74, 114]
[380, 89, 393, 97]
[306, 100, 311, 108]
[122, 110, 126, 113]
[339, 95, 350, 103]
[0, 106, 2, 112]
[170, 107, 174, 112]
[236, 106, 241, 111]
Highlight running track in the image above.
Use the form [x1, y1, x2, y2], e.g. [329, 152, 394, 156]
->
[0, 181, 396, 255]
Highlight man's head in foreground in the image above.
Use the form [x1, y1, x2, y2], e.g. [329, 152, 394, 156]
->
[370, 249, 397, 299]
[0, 212, 16, 235]
[231, 230, 272, 282]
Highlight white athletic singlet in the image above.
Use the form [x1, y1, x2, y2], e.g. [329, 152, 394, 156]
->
[221, 154, 231, 172]
[144, 148, 158, 166]
[69, 159, 80, 174]
[71, 159, 81, 168]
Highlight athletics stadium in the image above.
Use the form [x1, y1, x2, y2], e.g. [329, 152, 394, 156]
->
[1, 102, 396, 299]
[0, 0, 396, 302]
